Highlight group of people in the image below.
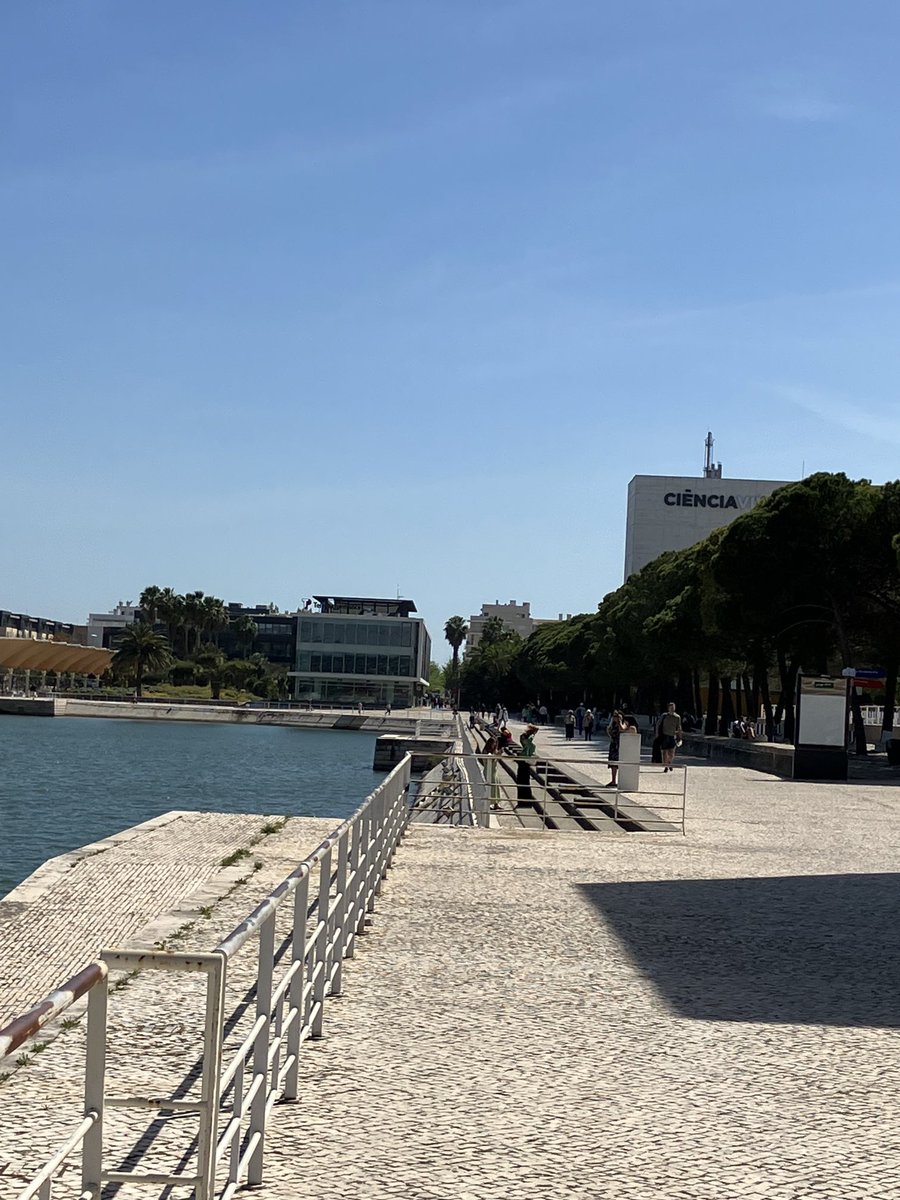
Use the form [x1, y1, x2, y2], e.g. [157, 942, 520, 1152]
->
[562, 704, 599, 741]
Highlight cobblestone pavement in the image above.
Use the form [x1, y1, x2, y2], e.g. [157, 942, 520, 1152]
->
[5, 764, 900, 1198]
[250, 762, 900, 1200]
[0, 809, 286, 1024]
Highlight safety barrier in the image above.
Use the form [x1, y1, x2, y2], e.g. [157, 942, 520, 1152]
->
[0, 755, 412, 1200]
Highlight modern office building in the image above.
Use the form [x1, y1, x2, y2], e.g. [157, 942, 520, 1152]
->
[290, 596, 431, 707]
[219, 603, 297, 666]
[624, 434, 791, 578]
[465, 601, 561, 653]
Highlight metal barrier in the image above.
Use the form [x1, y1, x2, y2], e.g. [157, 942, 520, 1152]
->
[413, 751, 687, 834]
[0, 756, 412, 1200]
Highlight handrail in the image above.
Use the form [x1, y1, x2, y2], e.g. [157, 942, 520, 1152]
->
[2, 755, 413, 1200]
[0, 960, 107, 1061]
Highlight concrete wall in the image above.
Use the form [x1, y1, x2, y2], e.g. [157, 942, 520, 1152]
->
[680, 732, 794, 777]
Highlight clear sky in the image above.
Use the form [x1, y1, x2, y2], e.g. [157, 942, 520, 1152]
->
[3, 1, 899, 653]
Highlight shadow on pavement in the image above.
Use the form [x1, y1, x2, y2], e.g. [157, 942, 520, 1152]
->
[578, 872, 900, 1027]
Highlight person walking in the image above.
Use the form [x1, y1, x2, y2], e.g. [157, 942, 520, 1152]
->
[516, 723, 538, 802]
[606, 710, 626, 786]
[539, 704, 548, 725]
[575, 703, 585, 736]
[564, 709, 576, 740]
[583, 708, 595, 740]
[656, 702, 683, 772]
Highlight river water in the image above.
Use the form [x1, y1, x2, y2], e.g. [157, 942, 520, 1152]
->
[0, 716, 378, 897]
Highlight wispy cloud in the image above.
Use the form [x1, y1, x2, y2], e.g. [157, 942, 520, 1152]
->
[743, 73, 847, 124]
[614, 281, 900, 331]
[770, 383, 900, 446]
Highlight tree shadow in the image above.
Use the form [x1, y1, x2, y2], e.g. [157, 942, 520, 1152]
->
[578, 873, 900, 1027]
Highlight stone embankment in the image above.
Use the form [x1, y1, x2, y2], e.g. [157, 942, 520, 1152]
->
[2, 696, 455, 736]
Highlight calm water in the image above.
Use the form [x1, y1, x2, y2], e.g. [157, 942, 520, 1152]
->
[0, 717, 378, 896]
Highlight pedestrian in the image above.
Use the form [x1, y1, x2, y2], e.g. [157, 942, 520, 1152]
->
[583, 708, 595, 740]
[564, 709, 576, 740]
[385, 702, 392, 716]
[656, 702, 683, 772]
[516, 723, 538, 802]
[501, 705, 509, 725]
[539, 704, 548, 725]
[575, 703, 585, 736]
[606, 710, 626, 786]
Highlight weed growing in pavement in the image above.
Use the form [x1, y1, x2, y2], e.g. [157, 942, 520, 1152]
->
[220, 848, 251, 868]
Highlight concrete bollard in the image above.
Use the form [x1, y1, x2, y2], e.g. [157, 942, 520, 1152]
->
[618, 730, 641, 792]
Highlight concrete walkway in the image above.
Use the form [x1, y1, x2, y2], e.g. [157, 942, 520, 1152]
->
[252, 762, 900, 1199]
[0, 810, 293, 1025]
[5, 762, 900, 1197]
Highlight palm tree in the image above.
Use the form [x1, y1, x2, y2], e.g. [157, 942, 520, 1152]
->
[184, 590, 206, 657]
[139, 585, 164, 625]
[201, 595, 229, 647]
[444, 616, 468, 701]
[157, 588, 183, 651]
[111, 625, 173, 698]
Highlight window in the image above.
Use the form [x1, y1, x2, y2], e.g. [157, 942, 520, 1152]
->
[324, 626, 335, 643]
[310, 653, 321, 672]
[378, 625, 390, 646]
[390, 625, 402, 646]
[334, 624, 345, 643]
[388, 655, 399, 675]
[300, 620, 312, 641]
[401, 625, 412, 647]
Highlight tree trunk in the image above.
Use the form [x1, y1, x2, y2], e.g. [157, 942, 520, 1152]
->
[881, 655, 898, 736]
[719, 677, 735, 736]
[759, 668, 775, 741]
[693, 669, 703, 720]
[850, 685, 868, 755]
[704, 671, 719, 735]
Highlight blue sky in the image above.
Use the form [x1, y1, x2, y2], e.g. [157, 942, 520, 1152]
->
[3, 1, 899, 652]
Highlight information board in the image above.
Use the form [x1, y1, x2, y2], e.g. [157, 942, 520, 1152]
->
[796, 676, 848, 748]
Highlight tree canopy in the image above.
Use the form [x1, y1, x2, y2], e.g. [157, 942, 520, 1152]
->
[455, 473, 900, 745]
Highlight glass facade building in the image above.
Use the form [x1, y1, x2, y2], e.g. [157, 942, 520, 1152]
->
[290, 596, 431, 707]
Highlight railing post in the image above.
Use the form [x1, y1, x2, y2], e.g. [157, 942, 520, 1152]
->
[81, 971, 108, 1200]
[247, 913, 275, 1187]
[331, 833, 349, 996]
[196, 953, 226, 1200]
[373, 786, 387, 897]
[283, 871, 309, 1101]
[312, 848, 331, 1038]
[344, 820, 361, 958]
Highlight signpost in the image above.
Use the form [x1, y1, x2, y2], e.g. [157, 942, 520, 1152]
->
[794, 675, 850, 781]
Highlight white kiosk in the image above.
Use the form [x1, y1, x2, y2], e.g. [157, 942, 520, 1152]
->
[793, 675, 849, 781]
[617, 728, 641, 792]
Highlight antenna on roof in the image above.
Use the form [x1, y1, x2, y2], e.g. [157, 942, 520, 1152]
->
[703, 431, 722, 479]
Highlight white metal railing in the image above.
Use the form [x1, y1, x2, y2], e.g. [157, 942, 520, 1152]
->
[413, 747, 687, 834]
[0, 755, 412, 1200]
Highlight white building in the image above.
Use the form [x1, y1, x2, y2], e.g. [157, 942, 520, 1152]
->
[465, 601, 562, 653]
[624, 435, 791, 578]
[86, 601, 138, 650]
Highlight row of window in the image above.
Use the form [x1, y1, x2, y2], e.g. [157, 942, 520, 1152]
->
[294, 678, 414, 704]
[297, 652, 414, 677]
[299, 620, 413, 648]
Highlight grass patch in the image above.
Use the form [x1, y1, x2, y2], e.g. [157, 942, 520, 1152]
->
[260, 818, 288, 836]
[61, 1016, 80, 1030]
[220, 847, 251, 869]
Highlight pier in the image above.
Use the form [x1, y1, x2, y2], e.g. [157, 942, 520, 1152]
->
[3, 743, 900, 1198]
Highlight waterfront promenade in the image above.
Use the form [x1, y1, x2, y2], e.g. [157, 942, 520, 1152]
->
[4, 758, 900, 1196]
